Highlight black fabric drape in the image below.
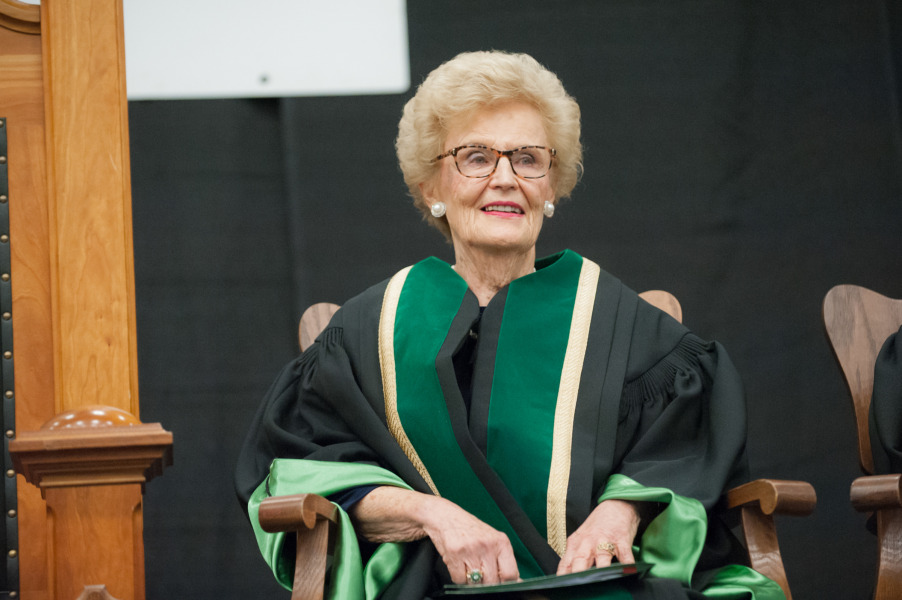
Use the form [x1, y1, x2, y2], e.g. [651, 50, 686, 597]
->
[128, 2, 901, 598]
[870, 327, 902, 474]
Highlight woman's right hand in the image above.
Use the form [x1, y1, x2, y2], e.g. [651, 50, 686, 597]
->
[419, 494, 520, 585]
[349, 486, 520, 585]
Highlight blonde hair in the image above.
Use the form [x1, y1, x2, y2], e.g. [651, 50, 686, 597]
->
[396, 51, 583, 239]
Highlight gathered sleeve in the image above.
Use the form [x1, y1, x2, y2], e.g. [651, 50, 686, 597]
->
[610, 309, 750, 511]
[234, 282, 434, 513]
[234, 325, 379, 510]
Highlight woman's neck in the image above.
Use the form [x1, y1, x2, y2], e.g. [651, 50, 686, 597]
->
[451, 245, 536, 306]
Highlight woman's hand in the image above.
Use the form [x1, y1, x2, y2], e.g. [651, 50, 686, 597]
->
[350, 486, 520, 584]
[420, 495, 520, 585]
[556, 499, 640, 575]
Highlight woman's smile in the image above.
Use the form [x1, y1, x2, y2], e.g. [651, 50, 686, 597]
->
[481, 201, 525, 216]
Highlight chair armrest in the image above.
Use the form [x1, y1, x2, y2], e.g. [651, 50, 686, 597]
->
[849, 474, 902, 598]
[258, 493, 338, 532]
[850, 473, 902, 512]
[725, 479, 816, 600]
[258, 494, 338, 600]
[726, 478, 817, 516]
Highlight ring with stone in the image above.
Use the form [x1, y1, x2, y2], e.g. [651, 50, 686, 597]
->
[466, 569, 484, 584]
[596, 541, 617, 555]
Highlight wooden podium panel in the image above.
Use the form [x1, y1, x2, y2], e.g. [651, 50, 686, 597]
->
[47, 485, 144, 600]
[0, 5, 53, 434]
[11, 409, 172, 600]
[1, 7, 55, 598]
[0, 1, 170, 598]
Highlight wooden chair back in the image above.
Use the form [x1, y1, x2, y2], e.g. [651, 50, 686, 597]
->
[639, 290, 683, 323]
[298, 291, 682, 352]
[298, 302, 340, 351]
[823, 284, 902, 474]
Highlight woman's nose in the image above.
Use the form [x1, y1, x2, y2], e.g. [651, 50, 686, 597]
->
[490, 156, 518, 185]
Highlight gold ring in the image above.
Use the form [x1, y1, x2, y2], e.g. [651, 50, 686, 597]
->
[466, 569, 483, 584]
[596, 541, 616, 555]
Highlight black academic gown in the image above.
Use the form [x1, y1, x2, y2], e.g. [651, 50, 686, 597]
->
[235, 251, 760, 599]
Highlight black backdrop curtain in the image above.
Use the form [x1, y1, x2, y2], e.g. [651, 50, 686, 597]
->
[128, 1, 902, 598]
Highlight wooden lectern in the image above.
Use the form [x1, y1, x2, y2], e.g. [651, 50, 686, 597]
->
[0, 1, 172, 598]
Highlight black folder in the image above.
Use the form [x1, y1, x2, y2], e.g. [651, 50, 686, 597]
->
[440, 562, 652, 598]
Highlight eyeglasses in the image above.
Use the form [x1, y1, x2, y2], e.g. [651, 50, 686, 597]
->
[433, 145, 555, 179]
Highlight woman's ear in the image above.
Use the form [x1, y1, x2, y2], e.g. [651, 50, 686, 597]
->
[419, 180, 435, 204]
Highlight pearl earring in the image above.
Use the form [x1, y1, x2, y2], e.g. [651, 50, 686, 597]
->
[543, 200, 555, 218]
[430, 202, 447, 218]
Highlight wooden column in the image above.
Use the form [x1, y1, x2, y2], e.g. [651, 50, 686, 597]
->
[41, 0, 139, 416]
[0, 0, 167, 598]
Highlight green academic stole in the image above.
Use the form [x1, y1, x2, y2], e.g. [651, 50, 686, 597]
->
[488, 250, 600, 554]
[378, 250, 600, 575]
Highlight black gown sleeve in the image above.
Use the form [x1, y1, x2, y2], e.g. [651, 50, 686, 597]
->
[235, 281, 436, 513]
[611, 302, 750, 511]
[869, 325, 902, 474]
[233, 325, 384, 511]
[232, 303, 446, 599]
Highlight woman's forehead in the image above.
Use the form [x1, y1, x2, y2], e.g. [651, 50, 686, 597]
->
[444, 101, 549, 148]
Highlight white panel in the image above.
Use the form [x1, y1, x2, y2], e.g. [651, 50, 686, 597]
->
[123, 0, 409, 100]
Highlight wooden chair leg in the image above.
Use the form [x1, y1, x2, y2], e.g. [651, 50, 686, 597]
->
[291, 518, 332, 600]
[873, 508, 902, 600]
[737, 505, 792, 600]
[727, 479, 816, 600]
[851, 474, 902, 599]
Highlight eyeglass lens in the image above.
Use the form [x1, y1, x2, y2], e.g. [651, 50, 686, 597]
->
[455, 146, 552, 178]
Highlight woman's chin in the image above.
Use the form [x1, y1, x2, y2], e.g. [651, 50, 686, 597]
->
[463, 236, 539, 256]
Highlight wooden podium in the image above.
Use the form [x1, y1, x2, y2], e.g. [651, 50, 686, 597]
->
[11, 407, 172, 600]
[0, 1, 172, 598]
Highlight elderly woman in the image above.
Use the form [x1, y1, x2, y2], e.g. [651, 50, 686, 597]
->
[236, 51, 783, 599]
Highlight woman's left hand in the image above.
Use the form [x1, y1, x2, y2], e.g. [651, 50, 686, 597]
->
[556, 499, 640, 575]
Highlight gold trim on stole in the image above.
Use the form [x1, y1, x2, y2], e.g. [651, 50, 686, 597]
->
[379, 266, 441, 496]
[546, 258, 600, 555]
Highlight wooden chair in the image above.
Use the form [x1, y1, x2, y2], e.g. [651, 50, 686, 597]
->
[823, 284, 902, 600]
[259, 291, 815, 600]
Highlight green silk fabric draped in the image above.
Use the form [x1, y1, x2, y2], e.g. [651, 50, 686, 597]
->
[249, 459, 410, 599]
[600, 475, 785, 599]
[249, 462, 785, 599]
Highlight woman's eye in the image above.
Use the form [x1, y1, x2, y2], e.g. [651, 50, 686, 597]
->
[514, 152, 537, 166]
